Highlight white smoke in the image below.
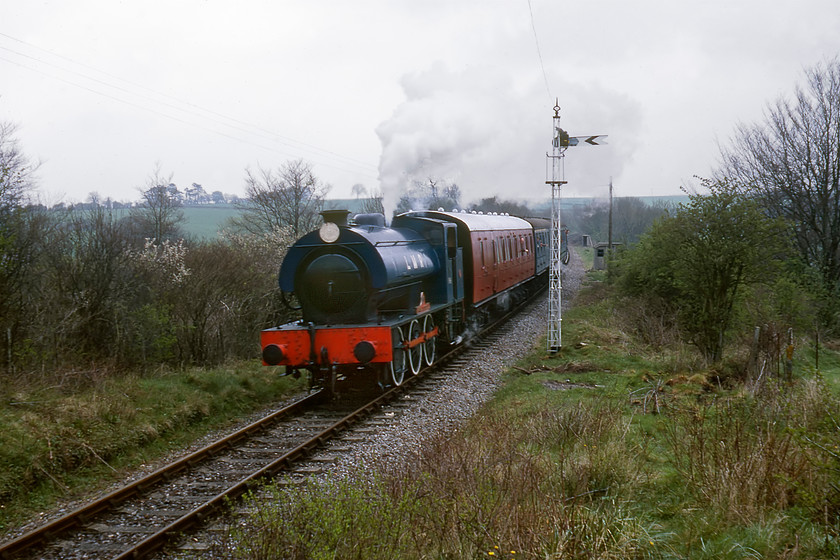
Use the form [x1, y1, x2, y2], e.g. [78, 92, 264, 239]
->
[376, 62, 642, 220]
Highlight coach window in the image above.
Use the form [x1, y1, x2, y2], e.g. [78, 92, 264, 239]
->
[480, 240, 485, 267]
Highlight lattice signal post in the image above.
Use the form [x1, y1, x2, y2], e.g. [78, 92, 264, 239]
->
[546, 102, 567, 353]
[546, 102, 607, 353]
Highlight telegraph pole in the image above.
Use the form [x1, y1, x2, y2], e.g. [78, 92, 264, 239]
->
[545, 102, 607, 353]
[608, 177, 613, 258]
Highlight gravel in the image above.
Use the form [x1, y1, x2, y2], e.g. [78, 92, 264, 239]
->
[315, 248, 587, 478]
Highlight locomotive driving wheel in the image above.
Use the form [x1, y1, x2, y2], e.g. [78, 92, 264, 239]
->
[389, 326, 407, 386]
[407, 319, 423, 375]
[422, 314, 436, 366]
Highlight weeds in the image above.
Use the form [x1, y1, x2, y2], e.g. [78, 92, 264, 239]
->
[223, 397, 665, 559]
[663, 377, 840, 529]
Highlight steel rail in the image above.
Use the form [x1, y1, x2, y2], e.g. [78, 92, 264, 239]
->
[0, 390, 324, 559]
[113, 385, 406, 559]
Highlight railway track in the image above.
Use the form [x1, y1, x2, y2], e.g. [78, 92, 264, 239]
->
[0, 296, 537, 560]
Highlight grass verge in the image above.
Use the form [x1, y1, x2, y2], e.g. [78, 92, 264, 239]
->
[0, 362, 304, 533]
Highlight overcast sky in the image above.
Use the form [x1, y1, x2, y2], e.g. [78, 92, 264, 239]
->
[3, 0, 840, 209]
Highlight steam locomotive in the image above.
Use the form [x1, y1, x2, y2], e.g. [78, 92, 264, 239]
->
[260, 209, 561, 392]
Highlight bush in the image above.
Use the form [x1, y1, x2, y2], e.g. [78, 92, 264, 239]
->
[613, 182, 787, 363]
[1, 220, 295, 379]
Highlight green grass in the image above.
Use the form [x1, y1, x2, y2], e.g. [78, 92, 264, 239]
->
[577, 245, 595, 269]
[0, 362, 305, 533]
[6, 256, 840, 557]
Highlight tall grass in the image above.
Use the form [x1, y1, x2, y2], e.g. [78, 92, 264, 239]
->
[664, 377, 839, 527]
[223, 398, 668, 559]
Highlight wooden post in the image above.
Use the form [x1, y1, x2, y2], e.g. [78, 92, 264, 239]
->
[749, 326, 760, 379]
[815, 327, 820, 373]
[784, 328, 794, 383]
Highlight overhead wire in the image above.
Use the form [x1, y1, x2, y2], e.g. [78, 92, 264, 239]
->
[0, 52, 295, 155]
[0, 32, 376, 168]
[0, 34, 378, 173]
[526, 0, 554, 103]
[0, 31, 379, 179]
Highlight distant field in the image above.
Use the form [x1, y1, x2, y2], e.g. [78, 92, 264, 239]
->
[179, 199, 366, 239]
[86, 195, 690, 240]
[180, 206, 241, 239]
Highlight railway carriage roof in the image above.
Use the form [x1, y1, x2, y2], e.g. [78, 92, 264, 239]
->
[403, 210, 532, 232]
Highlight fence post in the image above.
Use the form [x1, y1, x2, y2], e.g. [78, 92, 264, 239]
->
[6, 327, 11, 373]
[749, 326, 761, 379]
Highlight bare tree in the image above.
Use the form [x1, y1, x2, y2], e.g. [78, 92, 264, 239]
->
[50, 203, 135, 360]
[360, 188, 385, 214]
[131, 164, 184, 242]
[0, 121, 43, 371]
[0, 121, 38, 215]
[469, 196, 532, 216]
[396, 177, 462, 214]
[351, 183, 367, 199]
[717, 57, 840, 310]
[574, 197, 671, 245]
[233, 159, 330, 238]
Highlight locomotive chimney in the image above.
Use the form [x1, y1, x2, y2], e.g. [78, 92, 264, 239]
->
[320, 209, 351, 227]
